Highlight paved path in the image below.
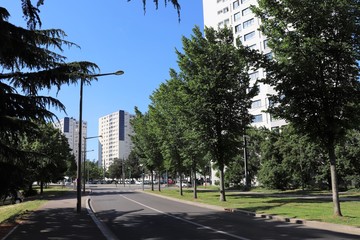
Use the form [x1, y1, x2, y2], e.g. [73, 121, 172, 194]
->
[1, 191, 105, 240]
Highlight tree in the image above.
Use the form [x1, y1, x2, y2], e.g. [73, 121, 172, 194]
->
[335, 129, 360, 189]
[253, 0, 360, 215]
[0, 6, 99, 161]
[225, 127, 263, 189]
[176, 26, 259, 201]
[19, 0, 181, 29]
[127, 150, 142, 179]
[21, 123, 75, 194]
[149, 74, 191, 195]
[86, 160, 103, 181]
[108, 158, 123, 180]
[131, 108, 164, 191]
[257, 129, 290, 189]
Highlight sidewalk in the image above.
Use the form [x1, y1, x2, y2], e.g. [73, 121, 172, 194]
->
[1, 191, 106, 240]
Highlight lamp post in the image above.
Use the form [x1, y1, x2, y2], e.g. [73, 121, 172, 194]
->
[243, 134, 250, 190]
[76, 70, 124, 213]
[83, 135, 102, 193]
[82, 149, 94, 193]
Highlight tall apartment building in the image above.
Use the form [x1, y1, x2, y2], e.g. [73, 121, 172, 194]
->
[53, 117, 87, 165]
[203, 0, 286, 129]
[98, 110, 135, 170]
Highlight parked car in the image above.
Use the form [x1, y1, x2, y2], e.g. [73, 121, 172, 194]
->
[0, 191, 24, 206]
[176, 181, 191, 188]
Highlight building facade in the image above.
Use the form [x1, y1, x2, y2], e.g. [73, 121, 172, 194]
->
[203, 0, 287, 184]
[98, 110, 135, 170]
[53, 117, 87, 165]
[203, 0, 286, 130]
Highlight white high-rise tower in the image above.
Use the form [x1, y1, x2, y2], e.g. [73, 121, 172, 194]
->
[203, 0, 286, 129]
[98, 110, 135, 170]
[53, 117, 87, 165]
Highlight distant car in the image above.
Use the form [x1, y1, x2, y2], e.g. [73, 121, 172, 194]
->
[176, 181, 191, 188]
[134, 180, 142, 185]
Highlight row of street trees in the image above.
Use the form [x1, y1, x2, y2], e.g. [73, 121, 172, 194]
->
[132, 26, 260, 200]
[131, 0, 360, 217]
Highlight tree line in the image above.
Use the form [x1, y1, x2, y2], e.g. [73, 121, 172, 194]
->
[131, 0, 360, 218]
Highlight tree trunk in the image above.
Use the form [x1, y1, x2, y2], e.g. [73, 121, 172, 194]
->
[219, 166, 226, 201]
[151, 171, 154, 191]
[40, 181, 44, 194]
[179, 172, 183, 196]
[158, 172, 161, 192]
[193, 167, 197, 199]
[328, 143, 342, 216]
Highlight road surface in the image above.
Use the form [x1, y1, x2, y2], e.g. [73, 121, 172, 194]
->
[89, 185, 360, 240]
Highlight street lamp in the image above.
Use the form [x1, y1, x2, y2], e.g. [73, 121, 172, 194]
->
[76, 70, 124, 213]
[83, 135, 101, 193]
[82, 149, 94, 193]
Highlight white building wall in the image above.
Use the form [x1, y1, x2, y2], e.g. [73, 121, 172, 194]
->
[98, 110, 134, 170]
[54, 117, 87, 165]
[203, 0, 287, 184]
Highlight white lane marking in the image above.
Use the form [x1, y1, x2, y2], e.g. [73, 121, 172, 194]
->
[121, 195, 250, 240]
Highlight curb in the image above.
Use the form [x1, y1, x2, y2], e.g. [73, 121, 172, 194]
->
[86, 192, 119, 240]
[143, 190, 360, 236]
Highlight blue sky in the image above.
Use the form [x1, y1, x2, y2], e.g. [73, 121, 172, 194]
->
[2, 0, 204, 161]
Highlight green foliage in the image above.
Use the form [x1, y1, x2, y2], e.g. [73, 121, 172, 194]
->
[255, 125, 360, 191]
[108, 158, 123, 179]
[0, 6, 99, 162]
[0, 123, 75, 199]
[20, 124, 75, 185]
[86, 160, 103, 181]
[131, 108, 164, 178]
[175, 26, 260, 200]
[335, 129, 360, 189]
[253, 0, 360, 148]
[253, 0, 360, 216]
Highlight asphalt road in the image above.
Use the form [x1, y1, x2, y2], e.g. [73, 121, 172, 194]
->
[89, 186, 360, 240]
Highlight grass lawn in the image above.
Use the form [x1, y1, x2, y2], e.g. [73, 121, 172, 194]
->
[150, 187, 360, 227]
[0, 186, 71, 224]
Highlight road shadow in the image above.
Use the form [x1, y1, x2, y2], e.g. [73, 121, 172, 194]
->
[93, 202, 360, 240]
[3, 206, 106, 240]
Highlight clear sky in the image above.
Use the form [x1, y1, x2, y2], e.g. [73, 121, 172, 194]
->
[2, 1, 204, 161]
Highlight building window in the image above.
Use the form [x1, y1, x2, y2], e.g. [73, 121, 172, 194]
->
[249, 71, 259, 81]
[243, 18, 254, 29]
[235, 24, 241, 33]
[233, 0, 240, 9]
[224, 18, 230, 26]
[217, 10, 223, 15]
[263, 39, 268, 49]
[234, 12, 241, 22]
[244, 31, 255, 41]
[251, 100, 262, 109]
[242, 7, 251, 16]
[223, 7, 229, 13]
[268, 98, 275, 107]
[265, 52, 273, 60]
[253, 114, 263, 123]
[241, 0, 250, 3]
[248, 44, 257, 50]
[218, 21, 224, 28]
